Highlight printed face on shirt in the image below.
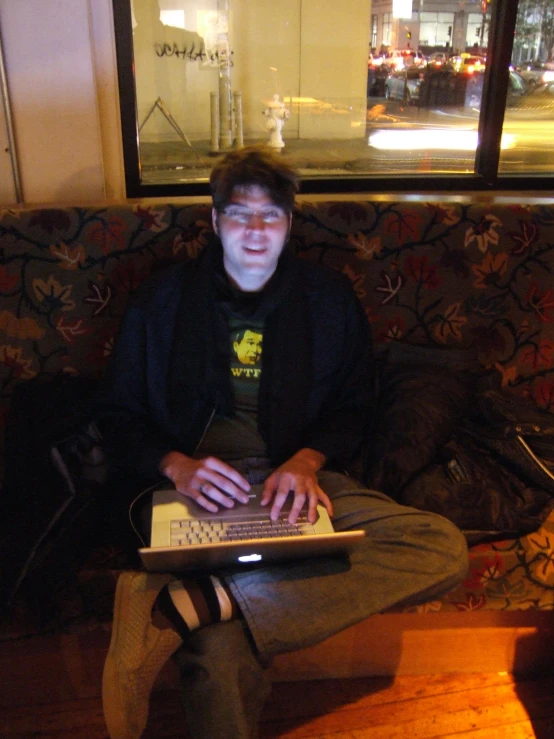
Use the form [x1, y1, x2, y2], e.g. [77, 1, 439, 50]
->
[233, 329, 263, 365]
[212, 185, 291, 291]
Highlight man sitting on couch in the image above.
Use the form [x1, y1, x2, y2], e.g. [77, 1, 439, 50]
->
[99, 145, 468, 739]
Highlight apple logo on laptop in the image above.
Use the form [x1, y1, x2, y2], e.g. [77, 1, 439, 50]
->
[238, 553, 263, 563]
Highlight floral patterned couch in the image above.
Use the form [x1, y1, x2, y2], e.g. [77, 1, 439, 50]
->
[1, 198, 553, 650]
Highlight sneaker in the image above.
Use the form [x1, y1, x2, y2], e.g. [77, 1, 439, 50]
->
[102, 571, 183, 739]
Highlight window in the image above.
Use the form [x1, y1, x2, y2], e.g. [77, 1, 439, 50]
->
[371, 14, 378, 50]
[382, 11, 392, 48]
[499, 1, 554, 174]
[113, 1, 554, 196]
[420, 11, 455, 48]
[466, 13, 483, 47]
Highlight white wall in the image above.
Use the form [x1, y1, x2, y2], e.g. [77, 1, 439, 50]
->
[299, 0, 370, 138]
[90, 0, 126, 201]
[0, 0, 120, 206]
[222, 0, 370, 140]
[0, 85, 16, 204]
[231, 0, 301, 139]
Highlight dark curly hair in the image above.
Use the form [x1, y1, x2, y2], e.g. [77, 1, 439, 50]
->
[209, 145, 299, 214]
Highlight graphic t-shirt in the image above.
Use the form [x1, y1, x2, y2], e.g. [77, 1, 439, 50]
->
[229, 317, 263, 415]
[193, 316, 268, 462]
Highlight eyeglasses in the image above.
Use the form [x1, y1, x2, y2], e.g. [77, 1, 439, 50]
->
[220, 206, 287, 224]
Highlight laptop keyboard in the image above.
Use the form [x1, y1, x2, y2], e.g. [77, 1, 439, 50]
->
[170, 514, 315, 546]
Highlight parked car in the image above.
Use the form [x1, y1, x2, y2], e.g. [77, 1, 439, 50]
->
[465, 69, 527, 109]
[368, 52, 385, 68]
[514, 60, 554, 89]
[407, 50, 427, 67]
[418, 68, 467, 108]
[427, 51, 450, 69]
[384, 65, 425, 104]
[383, 49, 426, 70]
[509, 80, 554, 115]
[450, 54, 486, 74]
[419, 68, 526, 110]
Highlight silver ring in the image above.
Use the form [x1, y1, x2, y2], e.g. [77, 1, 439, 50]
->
[199, 483, 207, 494]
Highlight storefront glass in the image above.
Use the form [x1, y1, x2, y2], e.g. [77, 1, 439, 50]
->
[114, 1, 554, 194]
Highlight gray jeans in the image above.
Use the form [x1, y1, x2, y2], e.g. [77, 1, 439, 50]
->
[172, 471, 469, 738]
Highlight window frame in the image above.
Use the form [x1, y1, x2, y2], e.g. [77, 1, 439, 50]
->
[113, 0, 550, 197]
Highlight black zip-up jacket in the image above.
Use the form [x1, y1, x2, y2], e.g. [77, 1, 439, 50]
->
[98, 246, 373, 481]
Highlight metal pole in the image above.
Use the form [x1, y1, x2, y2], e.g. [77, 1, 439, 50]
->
[480, 9, 486, 50]
[233, 91, 243, 148]
[210, 91, 220, 153]
[217, 0, 233, 150]
[0, 15, 23, 203]
[219, 67, 232, 149]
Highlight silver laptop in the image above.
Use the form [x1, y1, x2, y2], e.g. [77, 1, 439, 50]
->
[139, 484, 365, 572]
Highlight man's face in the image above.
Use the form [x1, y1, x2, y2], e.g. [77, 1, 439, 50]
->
[212, 185, 291, 291]
[233, 330, 263, 365]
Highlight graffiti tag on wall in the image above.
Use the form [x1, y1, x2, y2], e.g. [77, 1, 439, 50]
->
[154, 43, 234, 67]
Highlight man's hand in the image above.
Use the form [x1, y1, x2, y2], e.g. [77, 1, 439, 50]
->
[160, 451, 251, 513]
[261, 448, 332, 524]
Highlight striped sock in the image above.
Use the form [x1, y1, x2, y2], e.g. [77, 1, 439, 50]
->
[154, 576, 239, 637]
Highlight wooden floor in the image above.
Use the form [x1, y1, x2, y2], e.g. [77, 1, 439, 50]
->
[2, 670, 553, 738]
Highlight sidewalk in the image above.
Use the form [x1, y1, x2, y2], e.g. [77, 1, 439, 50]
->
[140, 134, 376, 184]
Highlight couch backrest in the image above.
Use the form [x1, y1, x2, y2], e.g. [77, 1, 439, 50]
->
[1, 200, 554, 467]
